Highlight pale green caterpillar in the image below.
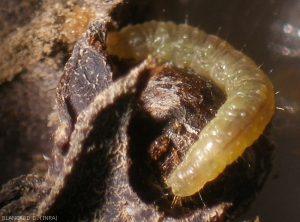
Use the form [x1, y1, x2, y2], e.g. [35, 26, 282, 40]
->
[107, 21, 275, 197]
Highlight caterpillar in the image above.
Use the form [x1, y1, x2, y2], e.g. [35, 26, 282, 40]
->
[106, 21, 275, 197]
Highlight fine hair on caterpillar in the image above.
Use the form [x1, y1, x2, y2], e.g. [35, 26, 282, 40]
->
[107, 21, 275, 197]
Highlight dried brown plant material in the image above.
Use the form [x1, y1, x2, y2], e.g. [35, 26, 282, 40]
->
[0, 0, 121, 83]
[0, 0, 274, 221]
[0, 0, 122, 185]
[61, 6, 96, 43]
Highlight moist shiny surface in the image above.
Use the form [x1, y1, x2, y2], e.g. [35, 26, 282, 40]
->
[107, 21, 275, 197]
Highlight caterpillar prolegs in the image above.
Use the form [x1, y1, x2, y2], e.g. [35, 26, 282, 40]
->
[107, 21, 275, 197]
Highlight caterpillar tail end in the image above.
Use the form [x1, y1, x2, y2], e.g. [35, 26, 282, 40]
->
[166, 172, 198, 197]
